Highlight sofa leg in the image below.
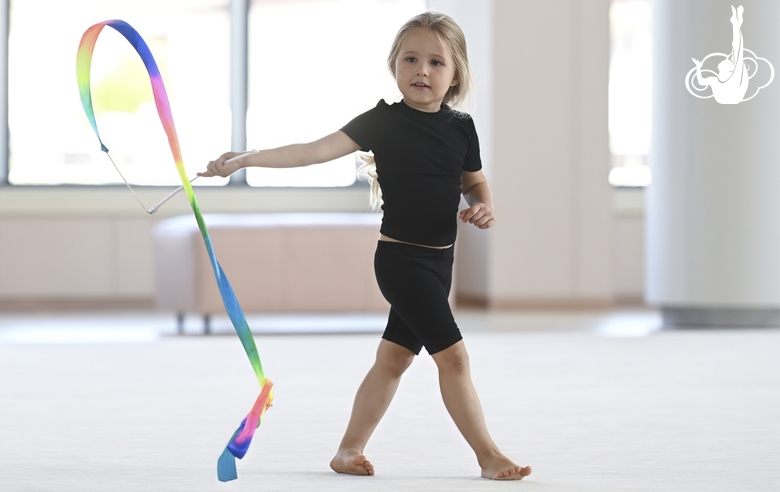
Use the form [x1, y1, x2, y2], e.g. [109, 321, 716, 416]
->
[177, 311, 185, 335]
[204, 314, 211, 335]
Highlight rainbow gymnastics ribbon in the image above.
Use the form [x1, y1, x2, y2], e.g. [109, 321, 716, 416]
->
[76, 20, 273, 482]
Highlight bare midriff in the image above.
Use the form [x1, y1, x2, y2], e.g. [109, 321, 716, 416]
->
[379, 234, 453, 250]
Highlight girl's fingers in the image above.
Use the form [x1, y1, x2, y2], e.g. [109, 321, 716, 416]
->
[200, 155, 235, 178]
[476, 214, 493, 227]
[462, 206, 481, 222]
[478, 218, 495, 229]
[211, 160, 227, 177]
[462, 205, 495, 227]
[198, 163, 212, 177]
[208, 162, 223, 177]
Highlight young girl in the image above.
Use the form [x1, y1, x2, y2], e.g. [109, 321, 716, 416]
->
[199, 11, 532, 481]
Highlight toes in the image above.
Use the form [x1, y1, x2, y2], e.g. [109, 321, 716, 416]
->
[496, 468, 511, 478]
[497, 466, 528, 480]
[331, 452, 376, 476]
[357, 457, 373, 475]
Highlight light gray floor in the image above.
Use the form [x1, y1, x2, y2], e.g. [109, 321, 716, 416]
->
[1, 308, 778, 491]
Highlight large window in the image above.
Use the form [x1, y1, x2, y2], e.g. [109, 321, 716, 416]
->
[245, 0, 425, 187]
[609, 0, 652, 188]
[8, 0, 231, 186]
[4, 0, 426, 187]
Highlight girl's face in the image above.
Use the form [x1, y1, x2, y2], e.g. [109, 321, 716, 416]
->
[394, 28, 458, 113]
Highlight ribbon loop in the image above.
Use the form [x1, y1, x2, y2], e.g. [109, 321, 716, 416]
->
[77, 20, 272, 482]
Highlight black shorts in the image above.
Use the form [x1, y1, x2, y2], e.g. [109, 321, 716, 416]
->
[373, 240, 463, 355]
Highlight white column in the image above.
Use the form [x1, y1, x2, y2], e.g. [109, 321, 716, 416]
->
[648, 0, 780, 325]
[229, 0, 249, 185]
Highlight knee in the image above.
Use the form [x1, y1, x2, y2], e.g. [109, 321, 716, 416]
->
[432, 341, 470, 375]
[376, 343, 415, 378]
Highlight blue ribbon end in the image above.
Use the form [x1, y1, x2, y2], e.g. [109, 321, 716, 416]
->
[226, 418, 251, 459]
[217, 446, 238, 482]
[100, 143, 109, 153]
[227, 438, 252, 460]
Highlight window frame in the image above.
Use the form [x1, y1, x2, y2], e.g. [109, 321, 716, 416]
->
[0, 0, 370, 191]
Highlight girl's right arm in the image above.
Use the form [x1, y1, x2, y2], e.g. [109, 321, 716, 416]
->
[198, 130, 361, 178]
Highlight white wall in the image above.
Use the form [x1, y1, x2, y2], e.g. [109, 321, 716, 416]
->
[440, 0, 615, 307]
[427, 0, 493, 299]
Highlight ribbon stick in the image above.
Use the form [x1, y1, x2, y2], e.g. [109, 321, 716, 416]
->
[147, 175, 201, 214]
[148, 150, 257, 214]
[76, 20, 273, 482]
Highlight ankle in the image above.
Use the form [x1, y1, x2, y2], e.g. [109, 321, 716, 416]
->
[337, 444, 365, 456]
[476, 448, 503, 467]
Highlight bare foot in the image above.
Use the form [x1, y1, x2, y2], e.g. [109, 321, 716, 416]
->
[329, 448, 375, 476]
[480, 453, 532, 480]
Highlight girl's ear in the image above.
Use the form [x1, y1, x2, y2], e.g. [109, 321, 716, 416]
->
[450, 75, 459, 87]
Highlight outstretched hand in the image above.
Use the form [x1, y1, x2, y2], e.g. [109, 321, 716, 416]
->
[459, 203, 495, 229]
[692, 58, 703, 67]
[198, 152, 245, 178]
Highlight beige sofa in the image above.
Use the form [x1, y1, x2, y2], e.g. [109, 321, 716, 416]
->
[153, 213, 390, 333]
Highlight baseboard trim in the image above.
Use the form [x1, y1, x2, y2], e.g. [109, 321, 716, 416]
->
[662, 306, 780, 327]
[455, 295, 619, 310]
[454, 295, 489, 308]
[613, 296, 646, 306]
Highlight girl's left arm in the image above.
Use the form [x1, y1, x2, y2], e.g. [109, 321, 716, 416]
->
[460, 170, 496, 229]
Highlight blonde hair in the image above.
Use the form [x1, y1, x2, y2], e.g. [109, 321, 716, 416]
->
[389, 11, 475, 109]
[358, 11, 476, 211]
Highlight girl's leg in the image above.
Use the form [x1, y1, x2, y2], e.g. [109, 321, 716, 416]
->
[431, 340, 532, 480]
[330, 339, 415, 475]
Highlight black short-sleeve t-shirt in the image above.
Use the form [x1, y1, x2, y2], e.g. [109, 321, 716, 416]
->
[341, 99, 482, 247]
